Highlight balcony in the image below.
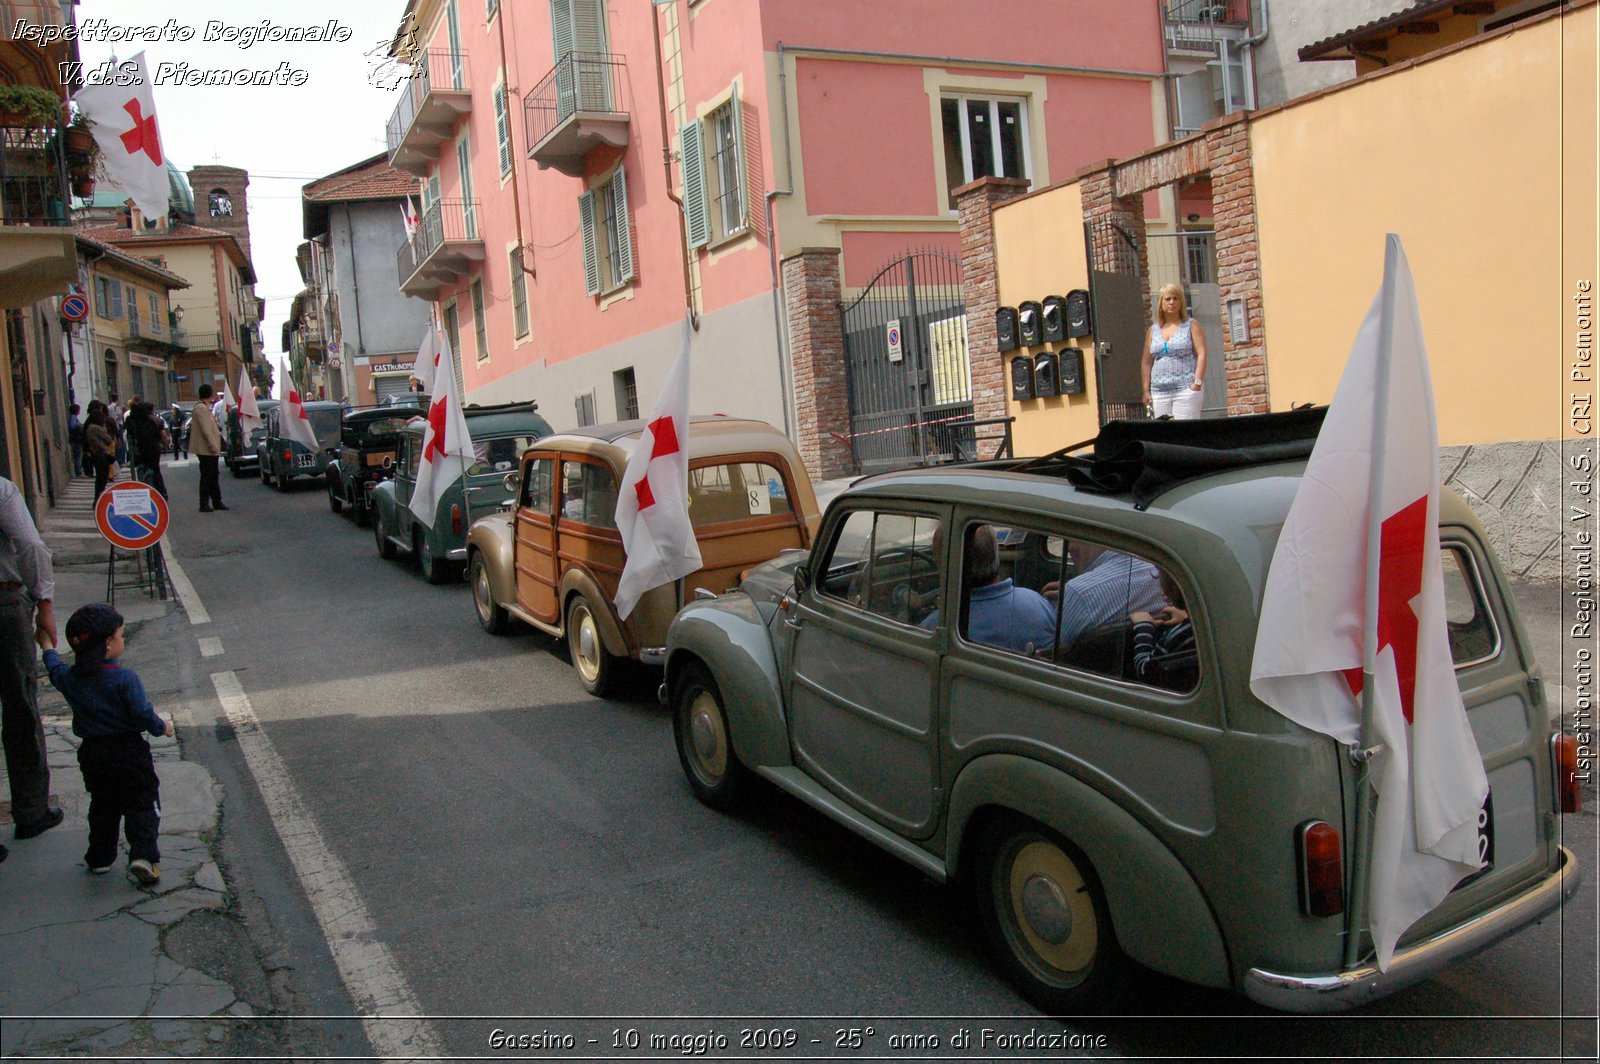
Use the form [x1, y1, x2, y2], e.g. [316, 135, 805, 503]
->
[396, 200, 485, 299]
[1164, 0, 1251, 51]
[385, 50, 473, 177]
[1, 125, 70, 228]
[524, 52, 629, 177]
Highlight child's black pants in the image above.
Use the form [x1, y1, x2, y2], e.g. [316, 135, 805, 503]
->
[77, 733, 160, 867]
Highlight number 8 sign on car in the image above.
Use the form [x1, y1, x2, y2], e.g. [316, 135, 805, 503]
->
[96, 482, 170, 550]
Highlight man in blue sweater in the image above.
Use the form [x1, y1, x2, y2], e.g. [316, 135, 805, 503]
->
[38, 603, 173, 884]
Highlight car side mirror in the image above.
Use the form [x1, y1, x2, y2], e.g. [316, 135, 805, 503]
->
[503, 471, 519, 496]
[793, 563, 811, 595]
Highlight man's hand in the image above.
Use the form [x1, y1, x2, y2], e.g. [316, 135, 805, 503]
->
[34, 599, 56, 648]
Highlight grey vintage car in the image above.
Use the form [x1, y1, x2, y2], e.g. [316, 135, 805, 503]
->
[662, 410, 1581, 1013]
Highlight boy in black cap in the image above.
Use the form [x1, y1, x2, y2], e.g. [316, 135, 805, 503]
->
[36, 603, 173, 884]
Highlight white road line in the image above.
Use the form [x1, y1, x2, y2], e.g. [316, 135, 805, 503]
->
[210, 671, 444, 1062]
[162, 544, 210, 625]
[198, 636, 224, 657]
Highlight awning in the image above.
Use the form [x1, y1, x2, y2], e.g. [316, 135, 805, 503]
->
[0, 226, 76, 308]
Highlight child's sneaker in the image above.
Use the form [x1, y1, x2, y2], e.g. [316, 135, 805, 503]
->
[128, 859, 159, 885]
[88, 863, 112, 875]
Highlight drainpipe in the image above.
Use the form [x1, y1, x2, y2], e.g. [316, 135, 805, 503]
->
[764, 41, 797, 437]
[494, 3, 535, 283]
[653, 0, 699, 331]
[1239, 0, 1271, 109]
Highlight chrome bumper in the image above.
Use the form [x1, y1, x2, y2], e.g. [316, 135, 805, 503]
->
[639, 646, 666, 666]
[447, 547, 467, 561]
[1244, 846, 1580, 1012]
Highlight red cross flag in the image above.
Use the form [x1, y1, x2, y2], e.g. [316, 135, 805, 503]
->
[280, 387, 321, 454]
[72, 53, 168, 221]
[407, 323, 473, 528]
[221, 377, 238, 417]
[1250, 235, 1487, 971]
[411, 320, 440, 395]
[613, 319, 701, 620]
[237, 368, 261, 429]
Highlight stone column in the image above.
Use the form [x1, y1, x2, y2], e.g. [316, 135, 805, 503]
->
[1205, 115, 1269, 414]
[781, 247, 854, 480]
[954, 175, 1032, 425]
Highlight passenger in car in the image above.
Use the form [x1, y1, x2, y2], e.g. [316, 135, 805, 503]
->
[1049, 541, 1166, 647]
[1129, 570, 1198, 689]
[922, 525, 1056, 654]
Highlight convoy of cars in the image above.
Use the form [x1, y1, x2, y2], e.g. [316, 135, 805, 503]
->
[257, 400, 343, 490]
[326, 402, 424, 526]
[225, 399, 278, 478]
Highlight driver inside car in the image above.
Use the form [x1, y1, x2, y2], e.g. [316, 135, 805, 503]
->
[921, 524, 1056, 655]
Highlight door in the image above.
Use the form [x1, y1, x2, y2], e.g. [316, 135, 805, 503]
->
[786, 506, 945, 838]
[1086, 219, 1148, 424]
[554, 454, 624, 607]
[393, 433, 420, 538]
[514, 454, 559, 623]
[445, 0, 464, 89]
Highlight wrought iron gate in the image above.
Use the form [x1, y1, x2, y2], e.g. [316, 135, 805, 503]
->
[1087, 220, 1149, 425]
[840, 249, 969, 474]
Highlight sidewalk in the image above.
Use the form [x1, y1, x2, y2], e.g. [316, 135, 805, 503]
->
[0, 472, 260, 1059]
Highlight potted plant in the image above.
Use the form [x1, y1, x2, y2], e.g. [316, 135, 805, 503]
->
[0, 85, 65, 129]
[72, 175, 96, 198]
[64, 114, 95, 156]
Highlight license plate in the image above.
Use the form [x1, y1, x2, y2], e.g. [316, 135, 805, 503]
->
[296, 453, 313, 468]
[1458, 789, 1494, 888]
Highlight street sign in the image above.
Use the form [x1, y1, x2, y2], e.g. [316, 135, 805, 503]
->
[886, 319, 903, 363]
[95, 483, 170, 551]
[329, 356, 343, 370]
[60, 294, 88, 322]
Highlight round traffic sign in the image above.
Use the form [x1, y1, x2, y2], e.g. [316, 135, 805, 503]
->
[95, 482, 170, 550]
[61, 294, 88, 322]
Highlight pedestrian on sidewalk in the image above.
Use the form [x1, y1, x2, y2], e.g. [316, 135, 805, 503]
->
[127, 400, 169, 500]
[38, 603, 173, 884]
[67, 403, 84, 476]
[1, 475, 63, 863]
[107, 394, 127, 467]
[84, 403, 117, 498]
[190, 385, 228, 513]
[168, 403, 188, 460]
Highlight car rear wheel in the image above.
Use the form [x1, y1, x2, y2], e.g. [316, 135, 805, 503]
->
[259, 464, 271, 487]
[416, 529, 455, 584]
[373, 508, 396, 560]
[672, 661, 750, 810]
[973, 815, 1126, 1013]
[566, 593, 622, 697]
[328, 480, 343, 513]
[276, 469, 291, 493]
[470, 554, 509, 635]
[352, 496, 370, 528]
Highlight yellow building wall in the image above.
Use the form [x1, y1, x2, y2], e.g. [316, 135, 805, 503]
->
[1254, 6, 1596, 445]
[991, 182, 1105, 456]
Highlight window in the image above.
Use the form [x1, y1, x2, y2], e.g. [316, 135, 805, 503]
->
[94, 277, 123, 319]
[469, 433, 540, 476]
[486, 0, 499, 19]
[941, 95, 1029, 210]
[443, 300, 464, 395]
[613, 366, 638, 420]
[456, 133, 477, 238]
[209, 188, 233, 216]
[680, 88, 746, 248]
[125, 284, 138, 329]
[579, 168, 634, 295]
[1442, 545, 1500, 666]
[509, 247, 529, 336]
[687, 462, 795, 527]
[559, 459, 618, 528]
[818, 509, 944, 626]
[148, 295, 161, 335]
[471, 280, 488, 362]
[520, 455, 553, 512]
[493, 83, 513, 177]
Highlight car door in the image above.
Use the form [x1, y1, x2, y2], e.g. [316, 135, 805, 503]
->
[393, 433, 420, 539]
[514, 453, 559, 624]
[554, 454, 625, 603]
[785, 503, 946, 839]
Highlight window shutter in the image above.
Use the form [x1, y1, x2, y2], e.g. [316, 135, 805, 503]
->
[612, 169, 634, 284]
[574, 0, 605, 53]
[578, 190, 600, 296]
[494, 84, 513, 176]
[729, 84, 747, 229]
[680, 120, 709, 250]
[550, 0, 573, 60]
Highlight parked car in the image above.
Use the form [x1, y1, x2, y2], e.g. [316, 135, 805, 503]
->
[661, 410, 1581, 1013]
[258, 400, 342, 490]
[326, 402, 424, 526]
[466, 416, 821, 696]
[227, 399, 278, 477]
[372, 401, 554, 585]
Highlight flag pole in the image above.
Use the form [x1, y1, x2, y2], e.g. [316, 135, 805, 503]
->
[1343, 234, 1402, 969]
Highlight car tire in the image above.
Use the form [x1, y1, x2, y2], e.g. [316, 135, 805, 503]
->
[416, 528, 455, 584]
[373, 508, 396, 560]
[352, 498, 370, 528]
[276, 469, 291, 493]
[671, 660, 751, 810]
[973, 815, 1127, 1013]
[470, 554, 509, 635]
[566, 593, 622, 698]
[260, 464, 271, 487]
[328, 481, 343, 514]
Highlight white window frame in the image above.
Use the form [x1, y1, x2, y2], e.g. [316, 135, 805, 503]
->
[578, 167, 634, 296]
[680, 85, 746, 250]
[941, 93, 1032, 210]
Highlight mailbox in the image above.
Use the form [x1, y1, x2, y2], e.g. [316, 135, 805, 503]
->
[1017, 300, 1043, 346]
[1042, 295, 1068, 343]
[1010, 355, 1035, 400]
[1065, 289, 1093, 338]
[1059, 347, 1085, 394]
[1033, 352, 1059, 398]
[996, 307, 1019, 352]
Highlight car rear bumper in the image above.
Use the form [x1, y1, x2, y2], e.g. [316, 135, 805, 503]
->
[1244, 845, 1580, 1012]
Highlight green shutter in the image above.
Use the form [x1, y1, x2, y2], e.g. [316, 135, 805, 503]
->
[574, 0, 605, 53]
[681, 120, 709, 249]
[729, 84, 747, 230]
[612, 169, 633, 285]
[494, 84, 512, 176]
[550, 0, 573, 59]
[578, 190, 600, 296]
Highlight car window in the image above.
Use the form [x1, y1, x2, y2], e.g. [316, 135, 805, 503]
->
[687, 461, 794, 526]
[818, 509, 943, 626]
[521, 456, 553, 513]
[343, 415, 411, 448]
[559, 459, 618, 529]
[308, 408, 341, 447]
[469, 434, 539, 477]
[400, 434, 420, 477]
[1442, 544, 1499, 666]
[951, 522, 1064, 658]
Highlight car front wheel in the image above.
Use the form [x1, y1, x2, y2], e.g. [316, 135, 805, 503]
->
[974, 815, 1126, 1013]
[416, 528, 455, 584]
[672, 661, 750, 810]
[373, 508, 396, 560]
[470, 554, 509, 635]
[566, 593, 622, 697]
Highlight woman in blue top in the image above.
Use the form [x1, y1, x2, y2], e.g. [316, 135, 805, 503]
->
[1141, 283, 1209, 420]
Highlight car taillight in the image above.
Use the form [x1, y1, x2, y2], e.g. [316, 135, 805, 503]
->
[1553, 733, 1582, 813]
[451, 504, 462, 534]
[281, 450, 291, 463]
[1295, 820, 1344, 917]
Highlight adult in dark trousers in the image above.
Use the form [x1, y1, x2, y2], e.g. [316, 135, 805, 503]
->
[127, 400, 169, 499]
[67, 403, 84, 476]
[83, 404, 117, 498]
[107, 394, 126, 466]
[0, 474, 63, 863]
[190, 384, 228, 512]
[169, 403, 187, 460]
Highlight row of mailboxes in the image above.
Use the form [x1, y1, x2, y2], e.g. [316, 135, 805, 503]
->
[996, 290, 1093, 351]
[1011, 349, 1084, 400]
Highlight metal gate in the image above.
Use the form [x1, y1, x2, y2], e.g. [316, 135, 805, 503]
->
[840, 249, 969, 474]
[1087, 220, 1149, 425]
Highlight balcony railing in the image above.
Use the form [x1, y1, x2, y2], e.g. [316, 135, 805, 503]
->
[1165, 0, 1251, 48]
[524, 52, 629, 177]
[396, 199, 485, 298]
[0, 125, 70, 226]
[180, 331, 225, 353]
[385, 49, 473, 177]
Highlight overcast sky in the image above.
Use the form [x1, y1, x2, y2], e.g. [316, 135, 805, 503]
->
[75, 1, 409, 390]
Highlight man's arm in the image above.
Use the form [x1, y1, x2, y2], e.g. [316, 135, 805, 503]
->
[1, 478, 56, 644]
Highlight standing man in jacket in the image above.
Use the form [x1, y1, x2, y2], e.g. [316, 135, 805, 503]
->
[190, 385, 228, 513]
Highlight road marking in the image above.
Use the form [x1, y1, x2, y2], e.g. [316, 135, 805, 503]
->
[162, 545, 210, 625]
[210, 671, 443, 1061]
[198, 637, 224, 657]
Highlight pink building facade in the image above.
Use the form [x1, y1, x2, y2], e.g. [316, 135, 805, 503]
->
[384, 0, 1165, 465]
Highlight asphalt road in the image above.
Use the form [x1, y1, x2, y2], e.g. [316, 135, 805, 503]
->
[153, 459, 1596, 1062]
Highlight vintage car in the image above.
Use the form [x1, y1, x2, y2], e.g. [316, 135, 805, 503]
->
[225, 398, 278, 478]
[661, 410, 1581, 1013]
[467, 416, 821, 697]
[372, 401, 553, 585]
[326, 403, 424, 526]
[258, 400, 342, 490]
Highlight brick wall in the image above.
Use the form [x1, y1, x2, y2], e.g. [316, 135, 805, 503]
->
[955, 176, 1031, 426]
[1204, 117, 1270, 414]
[781, 248, 854, 480]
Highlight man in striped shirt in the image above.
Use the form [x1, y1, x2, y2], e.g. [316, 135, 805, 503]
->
[1053, 541, 1166, 648]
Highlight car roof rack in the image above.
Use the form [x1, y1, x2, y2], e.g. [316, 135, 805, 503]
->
[461, 399, 540, 415]
[1002, 406, 1327, 510]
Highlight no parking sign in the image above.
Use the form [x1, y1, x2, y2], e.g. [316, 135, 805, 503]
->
[96, 483, 170, 550]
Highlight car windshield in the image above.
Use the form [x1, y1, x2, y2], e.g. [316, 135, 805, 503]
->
[467, 434, 540, 477]
[344, 415, 415, 448]
[308, 408, 342, 447]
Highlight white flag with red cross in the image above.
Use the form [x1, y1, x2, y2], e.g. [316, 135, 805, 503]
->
[237, 368, 261, 429]
[411, 320, 441, 395]
[614, 319, 702, 620]
[407, 321, 474, 528]
[221, 377, 237, 417]
[72, 53, 168, 221]
[280, 387, 321, 454]
[1250, 235, 1487, 971]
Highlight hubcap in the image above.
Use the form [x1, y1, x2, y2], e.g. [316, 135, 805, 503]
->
[688, 691, 727, 778]
[572, 606, 600, 681]
[1021, 875, 1073, 944]
[1007, 839, 1097, 976]
[474, 566, 492, 621]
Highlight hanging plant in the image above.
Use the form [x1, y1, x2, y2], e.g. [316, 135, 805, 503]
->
[64, 115, 95, 155]
[0, 84, 65, 129]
